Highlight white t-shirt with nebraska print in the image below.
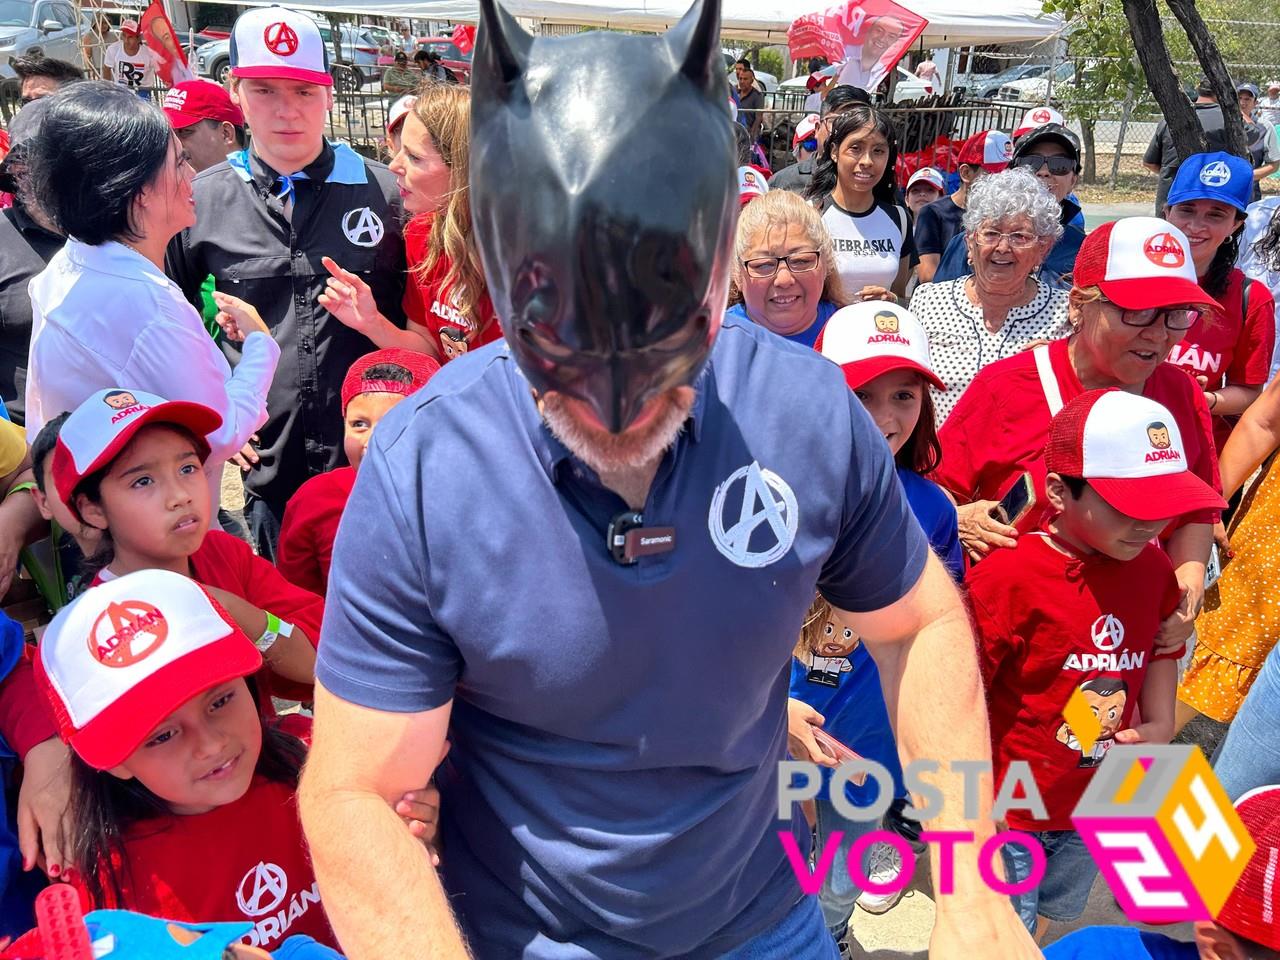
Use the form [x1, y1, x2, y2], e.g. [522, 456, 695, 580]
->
[104, 40, 160, 89]
[821, 197, 915, 295]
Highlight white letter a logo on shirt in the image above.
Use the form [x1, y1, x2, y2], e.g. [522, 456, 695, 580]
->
[708, 461, 798, 568]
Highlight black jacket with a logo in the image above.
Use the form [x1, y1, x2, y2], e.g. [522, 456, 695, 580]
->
[167, 143, 406, 511]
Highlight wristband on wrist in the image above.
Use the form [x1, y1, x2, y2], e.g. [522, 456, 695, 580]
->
[1208, 392, 1220, 411]
[255, 612, 294, 653]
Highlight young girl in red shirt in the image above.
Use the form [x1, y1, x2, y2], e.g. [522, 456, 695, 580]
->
[47, 388, 321, 709]
[34, 568, 336, 951]
[318, 84, 499, 363]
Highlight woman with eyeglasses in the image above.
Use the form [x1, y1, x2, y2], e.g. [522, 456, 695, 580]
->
[1161, 153, 1276, 454]
[726, 189, 846, 348]
[936, 217, 1222, 650]
[909, 168, 1071, 424]
[804, 104, 912, 305]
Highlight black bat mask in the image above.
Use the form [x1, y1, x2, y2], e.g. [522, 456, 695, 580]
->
[470, 0, 736, 433]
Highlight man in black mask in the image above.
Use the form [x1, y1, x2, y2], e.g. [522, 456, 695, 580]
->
[300, 1, 1039, 957]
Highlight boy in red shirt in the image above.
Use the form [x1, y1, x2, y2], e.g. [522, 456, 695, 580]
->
[277, 349, 438, 596]
[968, 388, 1226, 941]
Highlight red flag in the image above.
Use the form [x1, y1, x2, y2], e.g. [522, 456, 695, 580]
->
[451, 23, 476, 56]
[787, 0, 927, 93]
[139, 0, 193, 86]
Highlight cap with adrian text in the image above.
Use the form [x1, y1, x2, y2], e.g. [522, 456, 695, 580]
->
[1073, 218, 1219, 312]
[34, 570, 262, 770]
[1044, 389, 1225, 521]
[815, 302, 946, 392]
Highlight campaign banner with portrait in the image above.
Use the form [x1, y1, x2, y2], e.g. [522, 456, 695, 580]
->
[787, 0, 927, 94]
[140, 0, 194, 86]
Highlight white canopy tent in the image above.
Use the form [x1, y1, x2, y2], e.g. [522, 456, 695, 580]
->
[188, 0, 1063, 47]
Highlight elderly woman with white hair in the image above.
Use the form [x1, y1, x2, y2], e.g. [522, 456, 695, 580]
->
[909, 168, 1072, 423]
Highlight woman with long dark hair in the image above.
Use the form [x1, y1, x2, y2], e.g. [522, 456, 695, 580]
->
[1162, 152, 1276, 454]
[804, 103, 913, 303]
[25, 82, 277, 508]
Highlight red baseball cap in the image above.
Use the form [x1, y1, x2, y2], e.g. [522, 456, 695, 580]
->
[162, 80, 245, 131]
[1215, 785, 1280, 949]
[119, 18, 139, 35]
[50, 388, 223, 517]
[1043, 389, 1225, 522]
[35, 569, 262, 770]
[1074, 218, 1220, 312]
[341, 348, 440, 414]
[956, 130, 1012, 173]
[815, 302, 946, 392]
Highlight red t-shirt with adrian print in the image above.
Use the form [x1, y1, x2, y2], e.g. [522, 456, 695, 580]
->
[403, 214, 501, 362]
[967, 533, 1182, 830]
[1166, 269, 1276, 450]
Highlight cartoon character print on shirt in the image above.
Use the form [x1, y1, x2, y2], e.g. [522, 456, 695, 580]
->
[805, 614, 860, 687]
[439, 326, 469, 361]
[1054, 676, 1128, 768]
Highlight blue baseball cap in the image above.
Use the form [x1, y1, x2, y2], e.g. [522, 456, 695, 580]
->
[1167, 151, 1253, 213]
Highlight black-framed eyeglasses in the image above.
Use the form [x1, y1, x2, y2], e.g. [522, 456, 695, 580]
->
[1112, 303, 1203, 331]
[1012, 155, 1077, 176]
[742, 250, 822, 279]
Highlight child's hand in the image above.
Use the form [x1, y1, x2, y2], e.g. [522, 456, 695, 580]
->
[1115, 720, 1174, 746]
[786, 698, 838, 768]
[396, 786, 442, 866]
[212, 292, 271, 341]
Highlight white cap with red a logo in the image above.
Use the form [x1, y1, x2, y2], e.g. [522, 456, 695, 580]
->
[1073, 217, 1219, 312]
[1014, 105, 1065, 138]
[34, 570, 263, 770]
[230, 5, 332, 87]
[815, 302, 946, 392]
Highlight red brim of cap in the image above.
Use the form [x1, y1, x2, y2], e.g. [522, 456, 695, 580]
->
[981, 161, 1011, 174]
[163, 109, 203, 131]
[121, 27, 139, 34]
[387, 113, 408, 134]
[65, 635, 263, 769]
[53, 400, 223, 513]
[1088, 473, 1226, 523]
[232, 65, 333, 87]
[841, 357, 946, 392]
[1099, 276, 1223, 313]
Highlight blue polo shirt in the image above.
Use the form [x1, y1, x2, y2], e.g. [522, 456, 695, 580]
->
[317, 317, 931, 959]
[725, 300, 840, 349]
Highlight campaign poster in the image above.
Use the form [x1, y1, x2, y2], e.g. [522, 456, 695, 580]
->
[788, 0, 928, 94]
[140, 0, 194, 86]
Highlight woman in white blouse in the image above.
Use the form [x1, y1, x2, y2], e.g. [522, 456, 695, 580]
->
[25, 82, 278, 503]
[909, 168, 1072, 423]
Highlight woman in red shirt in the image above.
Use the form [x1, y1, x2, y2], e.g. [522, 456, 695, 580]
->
[319, 84, 498, 363]
[937, 217, 1222, 650]
[1162, 152, 1276, 451]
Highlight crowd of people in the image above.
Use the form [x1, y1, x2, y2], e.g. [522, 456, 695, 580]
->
[0, 1, 1276, 958]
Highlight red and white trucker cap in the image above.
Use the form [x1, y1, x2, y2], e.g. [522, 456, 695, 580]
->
[386, 94, 416, 135]
[906, 166, 945, 193]
[1215, 785, 1280, 950]
[793, 113, 821, 150]
[956, 129, 1012, 172]
[1014, 105, 1065, 138]
[1043, 389, 1226, 521]
[35, 569, 262, 770]
[162, 80, 245, 131]
[230, 5, 332, 87]
[738, 166, 768, 206]
[1073, 217, 1220, 312]
[119, 18, 139, 35]
[815, 302, 946, 392]
[50, 388, 222, 514]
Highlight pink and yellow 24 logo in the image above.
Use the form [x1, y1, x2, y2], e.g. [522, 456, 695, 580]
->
[1071, 744, 1255, 922]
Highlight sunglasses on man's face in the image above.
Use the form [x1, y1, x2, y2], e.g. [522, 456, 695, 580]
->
[1012, 155, 1077, 177]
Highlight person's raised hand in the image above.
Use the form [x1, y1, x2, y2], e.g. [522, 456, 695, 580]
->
[212, 292, 271, 342]
[17, 737, 72, 879]
[956, 500, 1018, 562]
[786, 698, 838, 768]
[319, 257, 384, 339]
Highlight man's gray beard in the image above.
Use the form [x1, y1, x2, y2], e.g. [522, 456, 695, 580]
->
[540, 389, 695, 477]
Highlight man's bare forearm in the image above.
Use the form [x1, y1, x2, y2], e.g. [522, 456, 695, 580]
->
[299, 771, 471, 959]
